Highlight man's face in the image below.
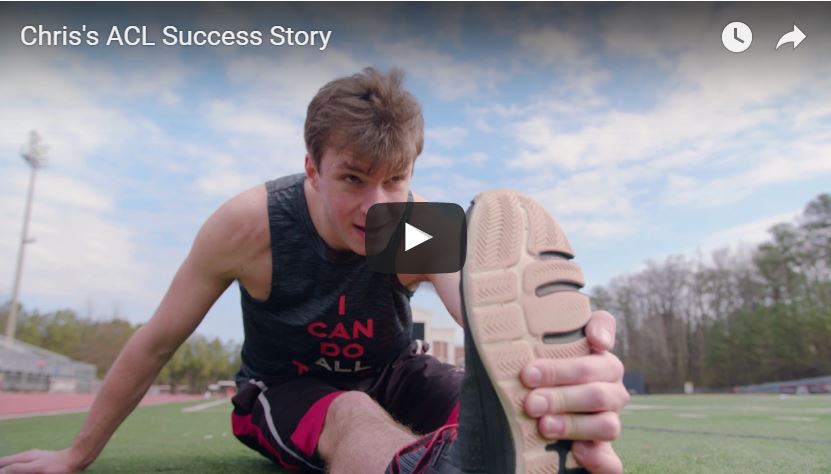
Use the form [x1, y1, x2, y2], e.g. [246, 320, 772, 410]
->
[306, 147, 413, 255]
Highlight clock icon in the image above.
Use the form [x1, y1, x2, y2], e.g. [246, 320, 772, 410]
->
[722, 22, 752, 53]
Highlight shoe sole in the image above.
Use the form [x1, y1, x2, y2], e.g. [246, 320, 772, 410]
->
[462, 190, 591, 474]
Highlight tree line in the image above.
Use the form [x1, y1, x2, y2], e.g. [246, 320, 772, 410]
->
[0, 307, 240, 393]
[591, 193, 831, 392]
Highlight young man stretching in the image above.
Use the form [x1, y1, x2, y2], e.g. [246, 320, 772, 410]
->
[0, 68, 627, 474]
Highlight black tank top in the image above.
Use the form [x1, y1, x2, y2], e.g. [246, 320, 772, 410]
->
[235, 174, 415, 386]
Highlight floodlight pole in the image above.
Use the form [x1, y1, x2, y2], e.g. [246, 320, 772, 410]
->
[5, 131, 47, 342]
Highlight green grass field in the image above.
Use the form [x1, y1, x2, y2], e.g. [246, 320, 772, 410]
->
[2, 394, 830, 473]
[617, 394, 831, 473]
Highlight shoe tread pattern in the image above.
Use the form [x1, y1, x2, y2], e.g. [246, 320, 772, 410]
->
[464, 190, 591, 474]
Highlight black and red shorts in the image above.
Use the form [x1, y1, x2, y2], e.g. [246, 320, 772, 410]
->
[230, 342, 463, 472]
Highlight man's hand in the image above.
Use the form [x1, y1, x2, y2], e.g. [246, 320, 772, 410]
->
[0, 448, 85, 474]
[520, 310, 628, 474]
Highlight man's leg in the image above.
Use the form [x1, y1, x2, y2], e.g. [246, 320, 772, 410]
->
[317, 391, 418, 474]
[231, 378, 344, 472]
[368, 341, 464, 434]
[230, 369, 452, 473]
[318, 342, 463, 473]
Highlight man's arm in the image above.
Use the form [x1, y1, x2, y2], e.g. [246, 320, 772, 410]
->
[425, 271, 463, 327]
[405, 192, 465, 327]
[0, 189, 264, 473]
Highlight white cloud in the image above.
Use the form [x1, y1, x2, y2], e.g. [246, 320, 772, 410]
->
[427, 126, 469, 147]
[529, 168, 634, 217]
[187, 49, 371, 199]
[194, 167, 257, 199]
[224, 50, 365, 117]
[601, 4, 710, 64]
[502, 5, 831, 231]
[508, 81, 788, 173]
[465, 152, 488, 165]
[518, 26, 583, 66]
[413, 173, 488, 205]
[0, 171, 156, 317]
[523, 167, 638, 240]
[205, 100, 299, 141]
[377, 40, 503, 101]
[703, 211, 800, 250]
[416, 151, 488, 170]
[194, 100, 306, 196]
[663, 145, 831, 208]
[472, 116, 496, 133]
[417, 154, 454, 169]
[0, 46, 188, 176]
[562, 218, 637, 240]
[0, 41, 199, 324]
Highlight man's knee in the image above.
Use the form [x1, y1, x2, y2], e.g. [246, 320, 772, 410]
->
[319, 391, 391, 461]
[325, 390, 381, 427]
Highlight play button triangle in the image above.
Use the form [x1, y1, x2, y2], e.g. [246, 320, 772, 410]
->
[405, 222, 432, 251]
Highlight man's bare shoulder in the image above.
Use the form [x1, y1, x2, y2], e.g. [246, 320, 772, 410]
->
[209, 184, 269, 244]
[226, 184, 269, 225]
[190, 183, 270, 280]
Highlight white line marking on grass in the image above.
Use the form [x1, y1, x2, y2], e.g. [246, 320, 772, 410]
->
[676, 413, 708, 418]
[774, 416, 817, 422]
[0, 407, 91, 421]
[623, 404, 667, 410]
[182, 398, 230, 413]
[626, 426, 831, 445]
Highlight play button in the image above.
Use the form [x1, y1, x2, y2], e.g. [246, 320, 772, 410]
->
[366, 202, 466, 274]
[405, 223, 432, 251]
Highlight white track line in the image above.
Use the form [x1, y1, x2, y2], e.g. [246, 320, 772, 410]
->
[181, 398, 230, 413]
[0, 398, 210, 421]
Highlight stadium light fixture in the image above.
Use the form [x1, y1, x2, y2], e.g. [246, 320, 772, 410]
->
[5, 131, 48, 343]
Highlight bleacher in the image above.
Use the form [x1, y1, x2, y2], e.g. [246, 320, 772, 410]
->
[0, 338, 97, 393]
[733, 375, 831, 394]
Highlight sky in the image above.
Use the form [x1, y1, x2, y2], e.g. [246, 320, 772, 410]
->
[1, 3, 829, 345]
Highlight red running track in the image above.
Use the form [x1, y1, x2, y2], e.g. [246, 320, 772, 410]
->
[0, 392, 203, 418]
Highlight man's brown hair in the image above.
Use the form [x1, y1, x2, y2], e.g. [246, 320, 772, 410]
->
[304, 67, 424, 174]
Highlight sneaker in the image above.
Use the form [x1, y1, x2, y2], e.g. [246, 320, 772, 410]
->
[385, 424, 463, 474]
[457, 190, 592, 474]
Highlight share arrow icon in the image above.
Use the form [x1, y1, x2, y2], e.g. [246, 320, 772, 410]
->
[776, 25, 806, 50]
